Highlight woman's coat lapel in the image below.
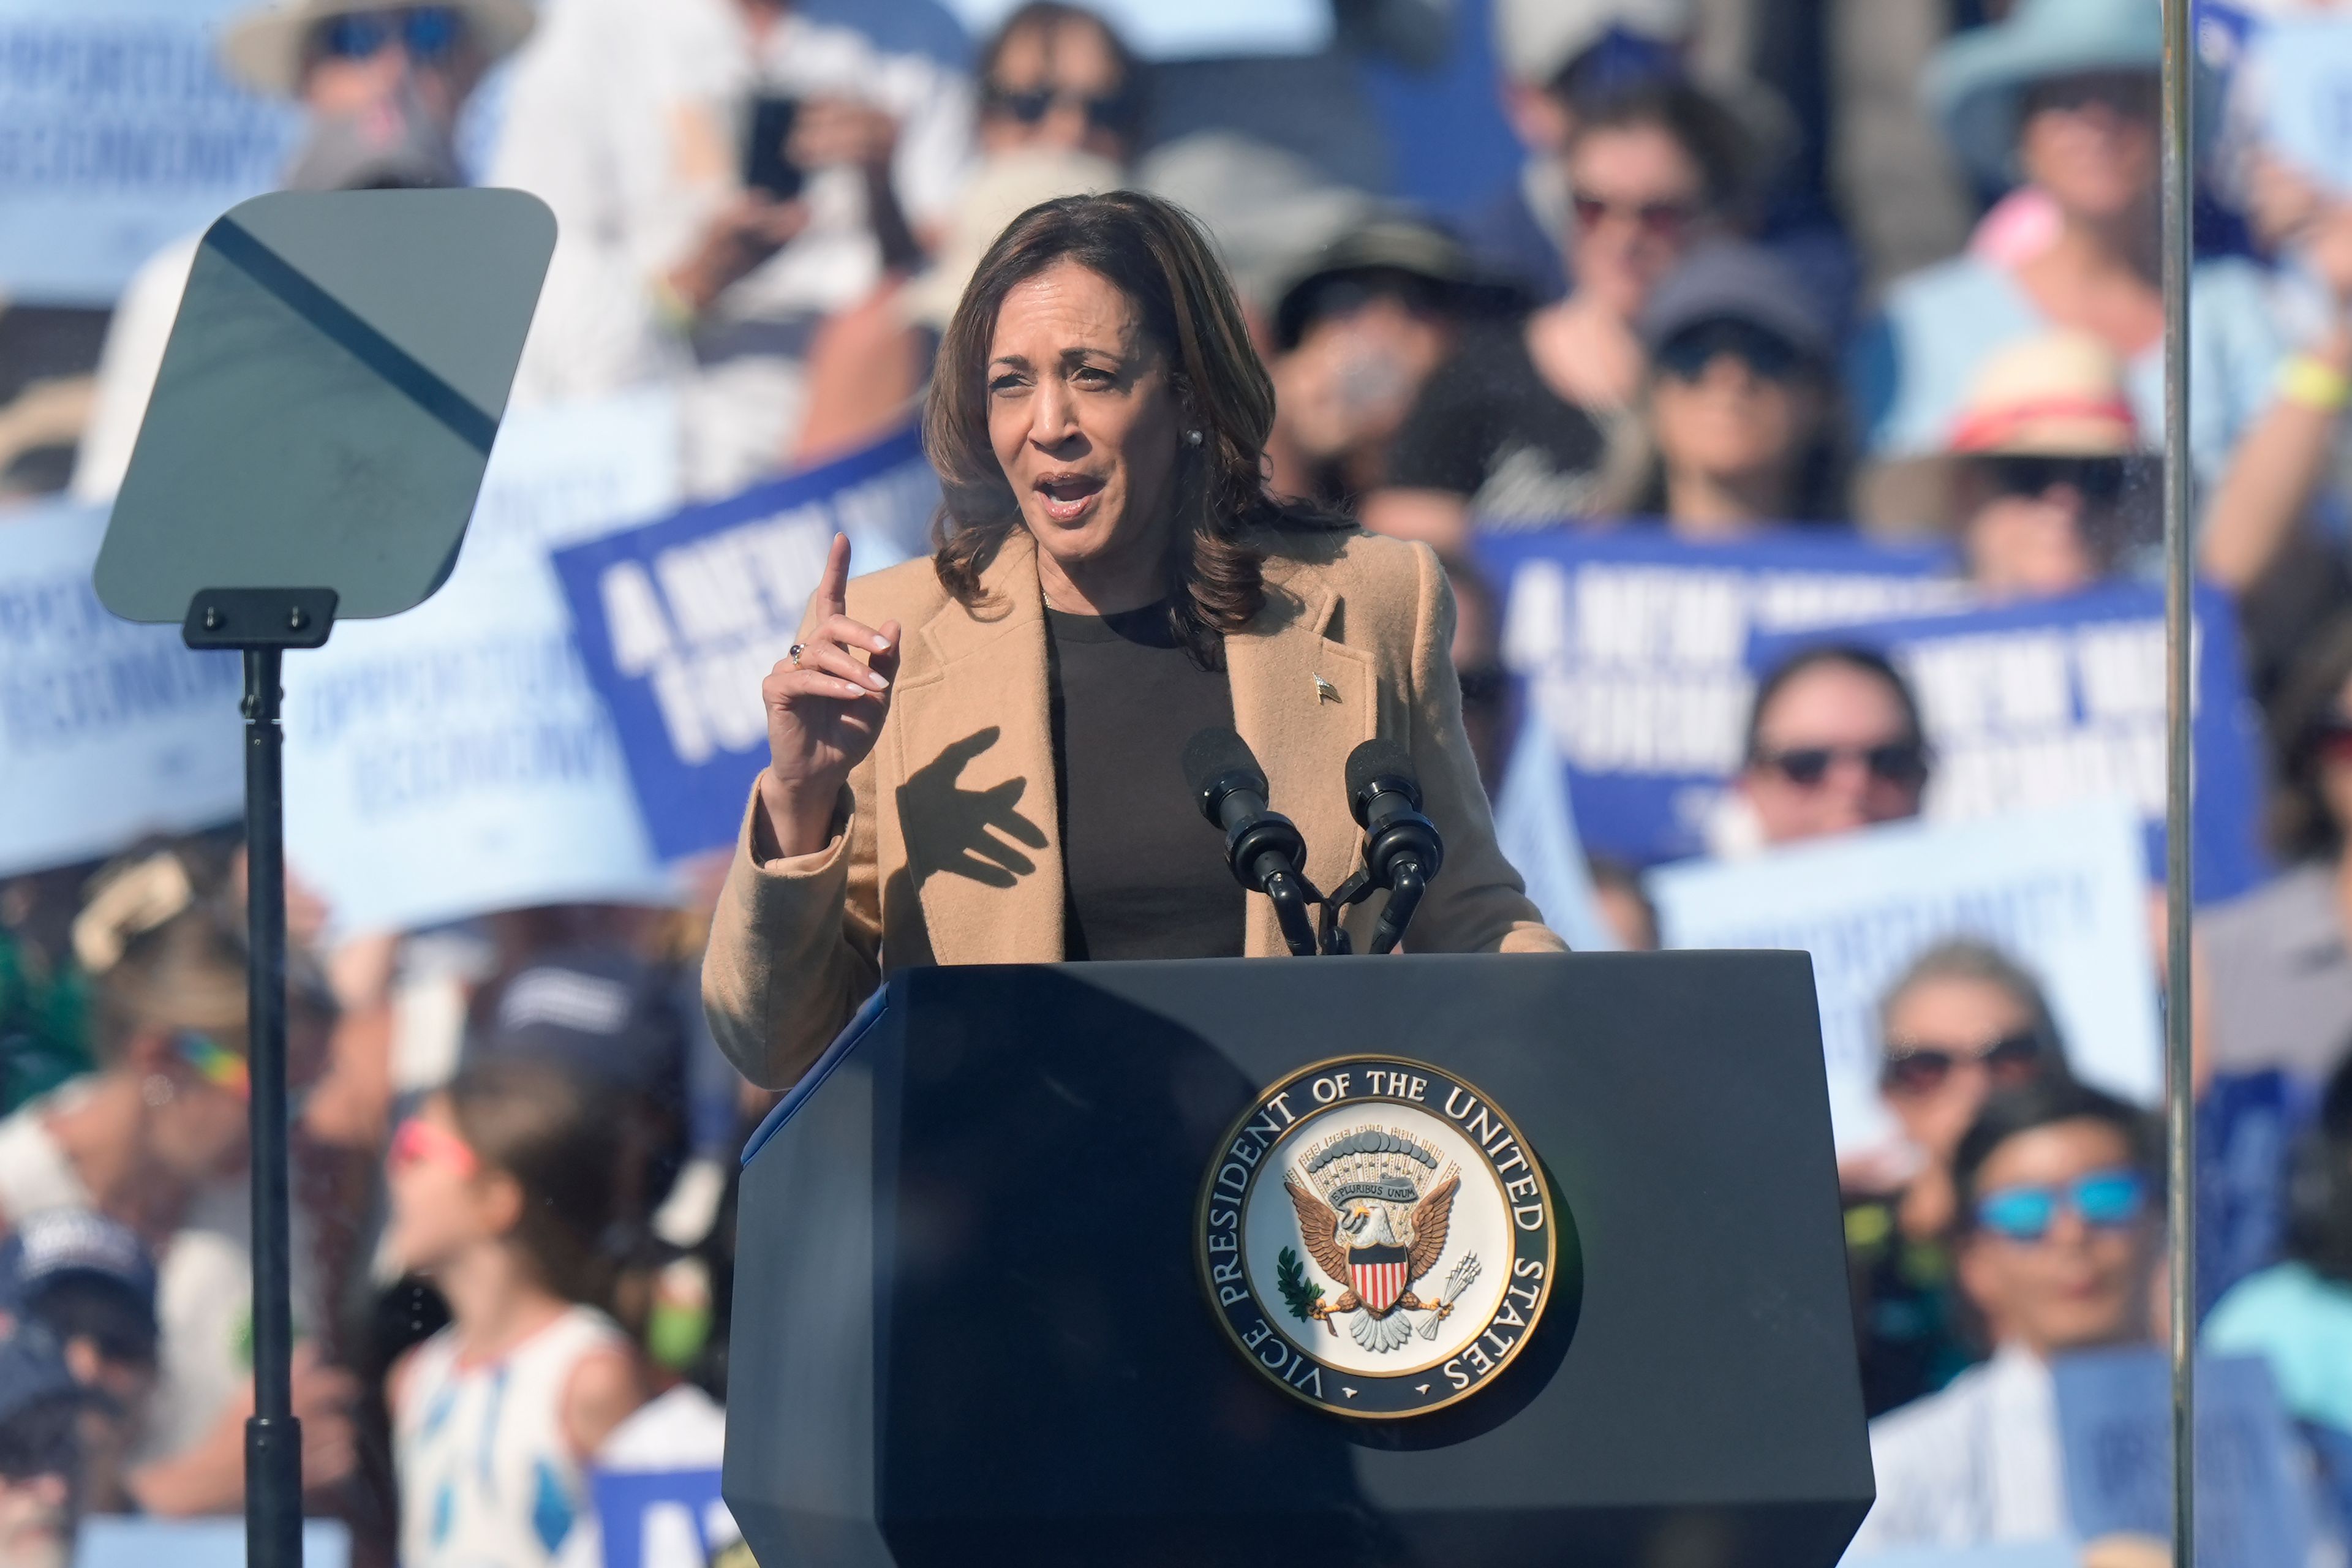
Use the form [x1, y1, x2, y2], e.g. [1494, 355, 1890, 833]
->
[887, 530, 1373, 964]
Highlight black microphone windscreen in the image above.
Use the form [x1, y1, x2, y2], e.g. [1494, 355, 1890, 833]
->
[1182, 726, 1265, 807]
[1346, 737, 1418, 806]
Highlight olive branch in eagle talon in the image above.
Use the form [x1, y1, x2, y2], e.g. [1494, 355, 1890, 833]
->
[1283, 1167, 1461, 1336]
[1275, 1246, 1323, 1322]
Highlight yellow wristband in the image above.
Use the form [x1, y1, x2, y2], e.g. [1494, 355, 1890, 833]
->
[2278, 353, 2352, 413]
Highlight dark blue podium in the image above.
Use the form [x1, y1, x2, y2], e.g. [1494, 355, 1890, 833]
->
[723, 952, 1873, 1566]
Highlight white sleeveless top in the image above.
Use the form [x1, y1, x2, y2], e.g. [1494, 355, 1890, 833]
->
[395, 1305, 627, 1568]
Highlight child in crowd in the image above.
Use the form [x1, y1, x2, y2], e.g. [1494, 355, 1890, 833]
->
[387, 1059, 644, 1568]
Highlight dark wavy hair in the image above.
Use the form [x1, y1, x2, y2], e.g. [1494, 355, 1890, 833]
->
[924, 189, 1348, 667]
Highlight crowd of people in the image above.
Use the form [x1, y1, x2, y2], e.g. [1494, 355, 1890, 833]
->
[12, 0, 2352, 1561]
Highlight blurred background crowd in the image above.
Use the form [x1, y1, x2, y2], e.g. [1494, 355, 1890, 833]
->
[10, 0, 2352, 1562]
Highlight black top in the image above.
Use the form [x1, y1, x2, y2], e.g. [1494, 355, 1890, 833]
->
[1044, 602, 1243, 962]
[1386, 320, 1610, 529]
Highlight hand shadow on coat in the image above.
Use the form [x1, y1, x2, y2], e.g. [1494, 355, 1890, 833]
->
[895, 726, 1049, 889]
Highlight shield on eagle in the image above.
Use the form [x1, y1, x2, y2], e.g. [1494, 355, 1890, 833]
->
[1349, 1243, 1411, 1312]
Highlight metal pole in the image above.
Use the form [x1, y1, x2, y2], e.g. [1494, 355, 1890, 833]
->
[242, 646, 303, 1567]
[2158, 2, 2196, 1566]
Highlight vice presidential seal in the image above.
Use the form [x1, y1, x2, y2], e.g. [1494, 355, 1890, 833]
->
[1196, 1056, 1558, 1417]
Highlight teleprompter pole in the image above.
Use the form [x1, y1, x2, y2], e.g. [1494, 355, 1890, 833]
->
[186, 589, 337, 1568]
[242, 646, 303, 1568]
[2158, 2, 2196, 1566]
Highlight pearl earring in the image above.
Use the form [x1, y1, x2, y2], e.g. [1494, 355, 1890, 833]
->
[1185, 429, 1204, 447]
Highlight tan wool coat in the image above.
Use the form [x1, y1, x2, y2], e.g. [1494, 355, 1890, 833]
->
[701, 525, 1566, 1088]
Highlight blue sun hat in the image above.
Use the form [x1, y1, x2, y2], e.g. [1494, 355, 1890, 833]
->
[1924, 0, 2164, 189]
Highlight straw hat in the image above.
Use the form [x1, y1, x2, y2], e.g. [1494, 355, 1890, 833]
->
[1923, 0, 2162, 189]
[221, 0, 536, 99]
[902, 148, 1125, 332]
[1946, 331, 2141, 457]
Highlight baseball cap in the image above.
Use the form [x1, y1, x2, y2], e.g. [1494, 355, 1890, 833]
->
[0, 1213, 159, 1349]
[477, 949, 682, 1102]
[1637, 242, 1833, 365]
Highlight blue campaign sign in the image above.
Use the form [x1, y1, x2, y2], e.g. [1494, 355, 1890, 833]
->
[1479, 527, 1961, 867]
[2198, 1071, 2312, 1322]
[0, 0, 301, 304]
[551, 428, 939, 862]
[592, 1468, 729, 1568]
[1748, 580, 2270, 904]
[2052, 1348, 2314, 1568]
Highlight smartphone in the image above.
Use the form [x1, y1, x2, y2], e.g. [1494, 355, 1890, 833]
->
[743, 94, 804, 201]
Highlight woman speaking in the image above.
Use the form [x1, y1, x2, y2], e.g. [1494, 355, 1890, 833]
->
[703, 192, 1564, 1089]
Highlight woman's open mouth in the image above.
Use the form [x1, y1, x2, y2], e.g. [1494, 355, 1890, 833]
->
[1034, 472, 1105, 524]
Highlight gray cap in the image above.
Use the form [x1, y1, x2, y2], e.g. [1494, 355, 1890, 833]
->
[1637, 241, 1831, 363]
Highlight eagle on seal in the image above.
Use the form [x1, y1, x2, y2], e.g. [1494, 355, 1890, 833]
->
[1283, 1169, 1460, 1334]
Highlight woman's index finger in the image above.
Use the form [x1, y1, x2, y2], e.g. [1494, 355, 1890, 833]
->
[815, 531, 853, 613]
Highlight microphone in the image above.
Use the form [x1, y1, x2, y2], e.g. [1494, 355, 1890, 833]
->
[1182, 728, 1321, 957]
[1344, 739, 1444, 955]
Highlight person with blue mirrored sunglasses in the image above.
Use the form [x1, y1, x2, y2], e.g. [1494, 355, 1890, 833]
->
[1852, 1080, 2162, 1555]
[1974, 1167, 2147, 1243]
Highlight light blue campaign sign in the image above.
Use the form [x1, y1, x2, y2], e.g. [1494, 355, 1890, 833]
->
[1845, 1546, 2075, 1568]
[1748, 579, 2269, 904]
[551, 427, 937, 862]
[1650, 801, 2161, 1152]
[0, 0, 300, 304]
[76, 1517, 349, 1567]
[2244, 13, 2352, 198]
[2053, 1348, 2313, 1568]
[1480, 527, 1962, 869]
[0, 501, 240, 876]
[281, 393, 684, 937]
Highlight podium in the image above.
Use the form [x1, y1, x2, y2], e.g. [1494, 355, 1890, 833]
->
[725, 952, 1873, 1567]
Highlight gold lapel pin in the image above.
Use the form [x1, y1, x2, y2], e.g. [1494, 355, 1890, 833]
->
[1313, 674, 1339, 704]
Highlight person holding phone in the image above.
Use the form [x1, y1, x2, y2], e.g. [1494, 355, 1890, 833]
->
[489, 0, 974, 493]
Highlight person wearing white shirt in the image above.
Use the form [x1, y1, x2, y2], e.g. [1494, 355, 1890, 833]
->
[69, 0, 533, 505]
[489, 0, 974, 496]
[1850, 1079, 2162, 1555]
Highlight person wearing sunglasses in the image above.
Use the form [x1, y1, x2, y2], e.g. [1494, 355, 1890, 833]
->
[976, 2, 1142, 167]
[1845, 941, 2069, 1419]
[1594, 241, 1842, 533]
[69, 0, 532, 505]
[1858, 0, 2340, 600]
[1941, 331, 2152, 599]
[1366, 78, 1747, 555]
[1854, 1079, 2161, 1553]
[0, 870, 352, 1520]
[1735, 643, 1931, 847]
[788, 4, 1139, 468]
